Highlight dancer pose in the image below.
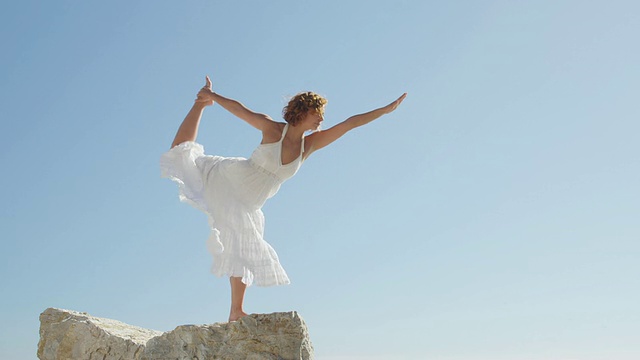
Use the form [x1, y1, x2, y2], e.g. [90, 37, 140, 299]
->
[161, 76, 406, 322]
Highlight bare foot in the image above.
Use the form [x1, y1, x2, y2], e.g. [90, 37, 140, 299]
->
[228, 310, 248, 322]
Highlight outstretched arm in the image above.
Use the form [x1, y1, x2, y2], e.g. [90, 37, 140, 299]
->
[199, 76, 275, 131]
[305, 93, 407, 156]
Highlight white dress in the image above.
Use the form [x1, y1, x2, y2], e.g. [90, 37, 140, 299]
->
[160, 123, 304, 287]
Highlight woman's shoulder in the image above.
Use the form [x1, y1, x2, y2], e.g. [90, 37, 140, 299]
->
[261, 121, 287, 144]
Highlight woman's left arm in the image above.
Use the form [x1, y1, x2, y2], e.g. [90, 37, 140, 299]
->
[305, 93, 407, 156]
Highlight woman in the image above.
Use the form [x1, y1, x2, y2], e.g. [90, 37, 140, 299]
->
[161, 76, 406, 322]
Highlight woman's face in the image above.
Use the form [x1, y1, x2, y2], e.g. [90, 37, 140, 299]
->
[300, 109, 324, 131]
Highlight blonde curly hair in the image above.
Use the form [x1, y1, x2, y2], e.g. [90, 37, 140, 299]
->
[282, 92, 328, 126]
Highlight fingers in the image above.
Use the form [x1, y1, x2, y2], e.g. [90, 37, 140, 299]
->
[388, 93, 406, 105]
[382, 93, 407, 113]
[394, 93, 407, 108]
[196, 79, 215, 106]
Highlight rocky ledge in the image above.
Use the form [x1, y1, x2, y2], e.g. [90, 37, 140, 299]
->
[38, 308, 314, 360]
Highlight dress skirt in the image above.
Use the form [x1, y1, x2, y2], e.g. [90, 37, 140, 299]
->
[160, 141, 290, 287]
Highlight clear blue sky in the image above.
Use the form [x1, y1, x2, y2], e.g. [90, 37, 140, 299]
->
[1, 1, 639, 359]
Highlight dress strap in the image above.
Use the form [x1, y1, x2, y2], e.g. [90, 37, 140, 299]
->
[280, 122, 304, 160]
[280, 123, 289, 142]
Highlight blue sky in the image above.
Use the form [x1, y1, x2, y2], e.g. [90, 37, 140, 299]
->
[1, 1, 639, 359]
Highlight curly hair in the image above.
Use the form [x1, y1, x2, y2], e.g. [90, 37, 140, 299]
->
[282, 92, 328, 126]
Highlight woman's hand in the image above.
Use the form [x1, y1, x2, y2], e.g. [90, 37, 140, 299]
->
[382, 93, 407, 114]
[195, 76, 215, 106]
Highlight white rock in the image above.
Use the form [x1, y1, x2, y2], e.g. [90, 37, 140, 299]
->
[38, 308, 314, 360]
[37, 308, 162, 360]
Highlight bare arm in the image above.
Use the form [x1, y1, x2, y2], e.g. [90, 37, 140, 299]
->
[305, 93, 407, 156]
[197, 76, 274, 131]
[170, 76, 278, 148]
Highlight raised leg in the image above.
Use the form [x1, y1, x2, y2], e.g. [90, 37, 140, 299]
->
[170, 77, 215, 148]
[229, 277, 249, 322]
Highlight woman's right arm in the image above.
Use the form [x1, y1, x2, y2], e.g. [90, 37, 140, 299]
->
[201, 76, 275, 131]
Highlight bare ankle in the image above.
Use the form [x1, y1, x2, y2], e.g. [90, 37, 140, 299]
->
[228, 310, 248, 322]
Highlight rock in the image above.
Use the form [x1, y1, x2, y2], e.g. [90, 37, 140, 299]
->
[37, 308, 314, 360]
[37, 308, 161, 360]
